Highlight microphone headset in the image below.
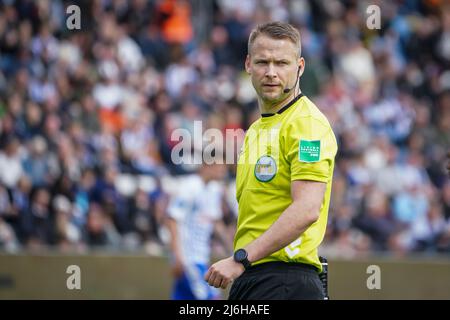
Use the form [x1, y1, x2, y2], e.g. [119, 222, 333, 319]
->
[283, 66, 302, 94]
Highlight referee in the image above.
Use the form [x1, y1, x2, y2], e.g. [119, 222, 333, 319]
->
[205, 21, 337, 300]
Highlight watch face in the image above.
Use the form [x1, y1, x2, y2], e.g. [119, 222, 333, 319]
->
[234, 249, 247, 262]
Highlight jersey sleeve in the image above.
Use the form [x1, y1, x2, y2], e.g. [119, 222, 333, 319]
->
[167, 179, 189, 221]
[167, 194, 188, 221]
[206, 182, 223, 221]
[285, 116, 337, 183]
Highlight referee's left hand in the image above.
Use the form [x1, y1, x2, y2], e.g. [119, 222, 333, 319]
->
[205, 257, 245, 289]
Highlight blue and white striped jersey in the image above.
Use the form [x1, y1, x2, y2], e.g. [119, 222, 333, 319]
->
[167, 175, 223, 264]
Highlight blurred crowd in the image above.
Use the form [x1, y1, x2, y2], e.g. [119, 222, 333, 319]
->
[0, 0, 449, 257]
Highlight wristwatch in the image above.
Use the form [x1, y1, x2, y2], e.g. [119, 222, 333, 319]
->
[233, 249, 251, 270]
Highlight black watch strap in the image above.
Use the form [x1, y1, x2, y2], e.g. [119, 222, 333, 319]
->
[234, 249, 251, 270]
[240, 258, 251, 269]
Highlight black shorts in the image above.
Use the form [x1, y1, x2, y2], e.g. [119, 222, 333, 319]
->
[228, 261, 325, 300]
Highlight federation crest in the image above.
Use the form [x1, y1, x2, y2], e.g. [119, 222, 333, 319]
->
[254, 155, 277, 182]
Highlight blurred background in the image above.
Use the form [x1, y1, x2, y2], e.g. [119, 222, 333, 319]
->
[0, 0, 449, 299]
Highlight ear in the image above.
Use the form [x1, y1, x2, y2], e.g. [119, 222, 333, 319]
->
[298, 57, 305, 77]
[245, 55, 251, 74]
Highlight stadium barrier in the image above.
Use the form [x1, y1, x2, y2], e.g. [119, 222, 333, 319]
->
[0, 252, 449, 299]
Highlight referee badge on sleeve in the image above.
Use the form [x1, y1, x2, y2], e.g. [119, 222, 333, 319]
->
[254, 155, 277, 182]
[299, 140, 321, 162]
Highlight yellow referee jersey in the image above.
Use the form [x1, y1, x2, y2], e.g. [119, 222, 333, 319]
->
[234, 94, 338, 272]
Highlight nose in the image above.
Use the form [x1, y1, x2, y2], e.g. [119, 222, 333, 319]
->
[265, 63, 277, 79]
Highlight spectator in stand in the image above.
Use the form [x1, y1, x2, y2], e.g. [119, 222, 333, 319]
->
[0, 0, 448, 257]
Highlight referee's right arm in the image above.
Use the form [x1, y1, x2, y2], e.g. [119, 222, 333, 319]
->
[205, 179, 326, 290]
[239, 179, 326, 266]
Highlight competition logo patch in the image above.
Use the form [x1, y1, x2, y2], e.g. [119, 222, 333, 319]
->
[254, 155, 277, 182]
[299, 140, 321, 162]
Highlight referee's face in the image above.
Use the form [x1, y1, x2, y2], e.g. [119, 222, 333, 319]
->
[246, 34, 301, 105]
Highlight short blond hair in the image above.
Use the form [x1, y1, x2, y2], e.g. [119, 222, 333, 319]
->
[248, 21, 301, 56]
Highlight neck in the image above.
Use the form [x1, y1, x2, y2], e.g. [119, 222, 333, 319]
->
[259, 90, 299, 115]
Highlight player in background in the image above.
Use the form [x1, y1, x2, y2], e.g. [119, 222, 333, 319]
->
[167, 158, 232, 300]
